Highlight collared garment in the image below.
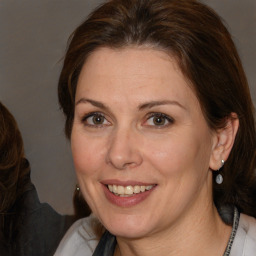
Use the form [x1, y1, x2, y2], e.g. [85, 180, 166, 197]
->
[230, 213, 256, 255]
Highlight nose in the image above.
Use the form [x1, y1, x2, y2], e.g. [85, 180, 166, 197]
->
[106, 127, 143, 170]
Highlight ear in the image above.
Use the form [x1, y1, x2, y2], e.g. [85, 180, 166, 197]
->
[209, 113, 239, 171]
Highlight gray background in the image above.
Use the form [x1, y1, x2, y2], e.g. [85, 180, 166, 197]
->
[0, 0, 255, 215]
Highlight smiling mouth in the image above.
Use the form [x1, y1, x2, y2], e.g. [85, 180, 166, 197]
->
[107, 184, 156, 197]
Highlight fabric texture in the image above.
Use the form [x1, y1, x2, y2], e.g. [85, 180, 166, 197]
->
[54, 215, 99, 256]
[0, 182, 74, 256]
[54, 211, 256, 256]
[230, 213, 256, 255]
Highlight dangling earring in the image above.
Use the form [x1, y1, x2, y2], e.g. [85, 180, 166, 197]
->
[216, 160, 224, 184]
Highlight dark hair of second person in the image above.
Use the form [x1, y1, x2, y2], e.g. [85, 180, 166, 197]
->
[0, 102, 31, 251]
[0, 102, 75, 256]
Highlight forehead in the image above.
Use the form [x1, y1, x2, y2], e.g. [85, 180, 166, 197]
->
[81, 46, 180, 73]
[75, 47, 199, 112]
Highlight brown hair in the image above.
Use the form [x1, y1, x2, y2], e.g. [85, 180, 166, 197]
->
[0, 102, 31, 243]
[58, 0, 256, 216]
[73, 185, 91, 219]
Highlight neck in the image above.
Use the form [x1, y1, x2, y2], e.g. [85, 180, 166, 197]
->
[114, 203, 232, 256]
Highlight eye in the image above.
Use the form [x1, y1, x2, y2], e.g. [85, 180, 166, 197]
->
[144, 113, 174, 127]
[82, 112, 110, 127]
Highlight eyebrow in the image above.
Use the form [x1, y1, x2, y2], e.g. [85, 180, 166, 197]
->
[138, 100, 186, 110]
[76, 98, 186, 111]
[76, 98, 110, 110]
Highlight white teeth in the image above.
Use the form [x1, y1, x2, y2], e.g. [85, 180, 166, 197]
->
[125, 186, 133, 195]
[117, 185, 125, 194]
[108, 185, 113, 192]
[107, 184, 154, 196]
[134, 185, 141, 194]
[113, 185, 118, 193]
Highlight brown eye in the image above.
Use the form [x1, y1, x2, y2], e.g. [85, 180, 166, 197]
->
[92, 114, 105, 125]
[82, 113, 110, 127]
[145, 113, 174, 127]
[153, 116, 166, 126]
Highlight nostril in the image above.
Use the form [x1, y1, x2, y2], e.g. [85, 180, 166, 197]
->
[106, 152, 143, 170]
[105, 130, 143, 170]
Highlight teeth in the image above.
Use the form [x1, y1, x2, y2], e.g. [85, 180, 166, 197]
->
[134, 185, 141, 193]
[125, 186, 133, 195]
[108, 185, 113, 192]
[113, 185, 118, 193]
[117, 185, 125, 194]
[107, 184, 154, 196]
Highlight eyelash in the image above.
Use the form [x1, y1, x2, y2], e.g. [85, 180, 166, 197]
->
[144, 113, 174, 128]
[81, 112, 110, 128]
[81, 112, 174, 128]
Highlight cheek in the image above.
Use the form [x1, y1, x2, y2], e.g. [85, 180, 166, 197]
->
[146, 134, 191, 168]
[145, 131, 212, 180]
[71, 132, 106, 176]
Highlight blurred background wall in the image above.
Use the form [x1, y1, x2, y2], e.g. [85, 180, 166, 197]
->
[0, 0, 255, 215]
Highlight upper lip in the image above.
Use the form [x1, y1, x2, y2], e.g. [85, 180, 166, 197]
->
[101, 179, 156, 186]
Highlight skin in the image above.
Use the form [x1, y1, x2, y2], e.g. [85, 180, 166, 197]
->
[71, 47, 238, 256]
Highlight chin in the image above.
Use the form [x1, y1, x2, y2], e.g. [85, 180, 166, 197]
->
[102, 213, 153, 239]
[109, 226, 150, 239]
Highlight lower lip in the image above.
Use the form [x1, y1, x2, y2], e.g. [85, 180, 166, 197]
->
[102, 185, 156, 207]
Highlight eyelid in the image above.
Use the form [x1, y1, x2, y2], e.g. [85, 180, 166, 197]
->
[80, 111, 174, 128]
[144, 112, 174, 127]
[81, 111, 99, 121]
[81, 112, 111, 127]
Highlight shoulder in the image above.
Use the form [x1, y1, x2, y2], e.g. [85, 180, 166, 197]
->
[14, 184, 74, 256]
[231, 213, 256, 256]
[54, 215, 99, 256]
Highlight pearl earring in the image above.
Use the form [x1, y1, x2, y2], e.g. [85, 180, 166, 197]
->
[216, 160, 224, 184]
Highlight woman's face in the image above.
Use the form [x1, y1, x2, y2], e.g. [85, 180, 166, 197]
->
[71, 47, 218, 238]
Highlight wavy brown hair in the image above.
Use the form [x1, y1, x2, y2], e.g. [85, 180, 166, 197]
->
[58, 0, 256, 217]
[0, 102, 31, 244]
